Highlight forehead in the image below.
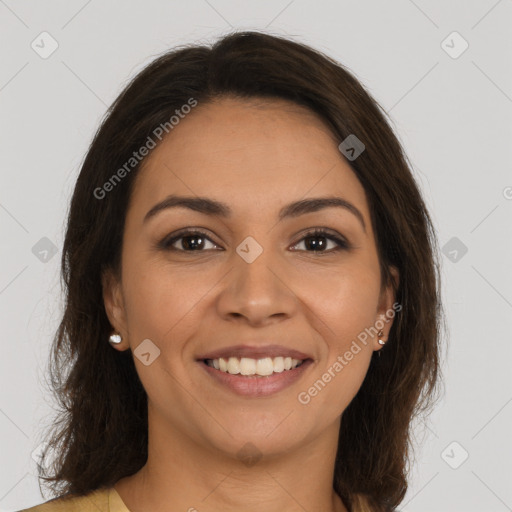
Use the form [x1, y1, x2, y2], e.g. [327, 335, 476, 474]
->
[128, 97, 370, 224]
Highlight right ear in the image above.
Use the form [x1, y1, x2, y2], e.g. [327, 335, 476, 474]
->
[101, 268, 129, 351]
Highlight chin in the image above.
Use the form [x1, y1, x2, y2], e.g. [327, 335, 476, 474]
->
[206, 419, 308, 460]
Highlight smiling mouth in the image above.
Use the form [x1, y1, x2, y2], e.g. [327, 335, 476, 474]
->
[203, 356, 306, 377]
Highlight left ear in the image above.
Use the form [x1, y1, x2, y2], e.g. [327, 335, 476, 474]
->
[375, 265, 400, 346]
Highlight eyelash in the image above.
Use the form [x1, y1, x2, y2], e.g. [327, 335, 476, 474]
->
[158, 227, 350, 255]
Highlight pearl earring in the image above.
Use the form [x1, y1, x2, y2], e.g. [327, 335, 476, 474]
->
[109, 332, 122, 344]
[377, 330, 386, 346]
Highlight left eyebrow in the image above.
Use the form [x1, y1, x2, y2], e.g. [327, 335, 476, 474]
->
[278, 196, 366, 232]
[143, 195, 366, 232]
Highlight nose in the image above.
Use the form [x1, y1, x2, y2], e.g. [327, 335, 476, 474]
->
[216, 241, 298, 327]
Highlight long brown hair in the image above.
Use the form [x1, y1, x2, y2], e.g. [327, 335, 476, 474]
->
[38, 30, 444, 512]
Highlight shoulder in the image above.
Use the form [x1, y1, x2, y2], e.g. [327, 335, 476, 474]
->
[17, 487, 111, 512]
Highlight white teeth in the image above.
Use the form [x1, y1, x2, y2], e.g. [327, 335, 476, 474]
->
[239, 357, 256, 375]
[207, 356, 304, 376]
[227, 357, 240, 374]
[273, 356, 284, 373]
[256, 357, 274, 376]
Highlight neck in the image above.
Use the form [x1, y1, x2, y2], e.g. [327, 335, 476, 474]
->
[114, 404, 349, 512]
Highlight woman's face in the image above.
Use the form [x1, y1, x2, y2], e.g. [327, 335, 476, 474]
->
[103, 97, 398, 460]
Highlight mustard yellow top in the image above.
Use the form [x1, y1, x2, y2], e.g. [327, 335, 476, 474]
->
[18, 487, 129, 512]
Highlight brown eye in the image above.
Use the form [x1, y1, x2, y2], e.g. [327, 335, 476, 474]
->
[291, 229, 349, 254]
[160, 229, 220, 252]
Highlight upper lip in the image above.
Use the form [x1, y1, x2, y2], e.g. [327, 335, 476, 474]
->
[197, 344, 313, 361]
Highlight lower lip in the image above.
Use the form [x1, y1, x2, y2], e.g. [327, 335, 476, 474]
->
[199, 359, 313, 397]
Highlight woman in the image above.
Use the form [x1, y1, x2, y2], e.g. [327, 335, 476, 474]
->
[21, 30, 443, 512]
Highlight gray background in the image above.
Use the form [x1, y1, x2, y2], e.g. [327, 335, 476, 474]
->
[1, 1, 511, 511]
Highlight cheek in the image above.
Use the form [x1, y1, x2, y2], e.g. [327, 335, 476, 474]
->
[122, 256, 210, 341]
[303, 267, 380, 410]
[119, 260, 207, 405]
[297, 261, 381, 346]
